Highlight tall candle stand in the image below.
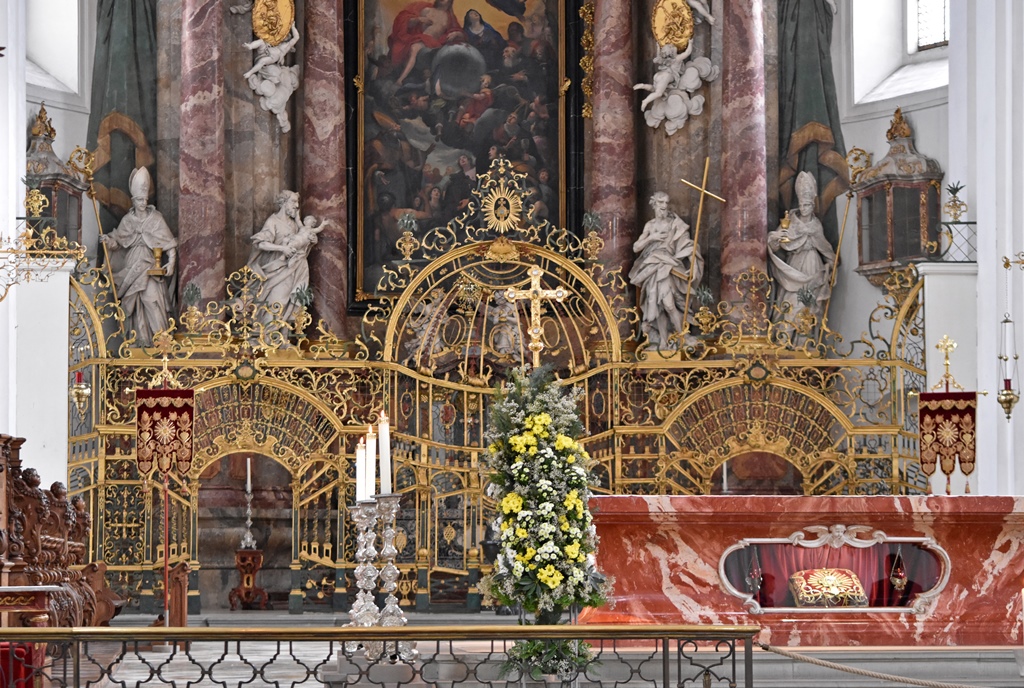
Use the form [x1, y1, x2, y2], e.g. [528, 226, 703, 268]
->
[240, 485, 257, 550]
[345, 500, 382, 655]
[373, 493, 417, 661]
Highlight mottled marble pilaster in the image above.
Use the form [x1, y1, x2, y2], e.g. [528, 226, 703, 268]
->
[589, 0, 636, 275]
[719, 0, 768, 303]
[156, 0, 181, 238]
[302, 0, 349, 338]
[179, 0, 227, 302]
[224, 5, 292, 277]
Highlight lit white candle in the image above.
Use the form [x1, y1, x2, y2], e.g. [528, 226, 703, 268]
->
[366, 425, 377, 498]
[355, 438, 367, 502]
[379, 411, 392, 494]
[246, 457, 252, 494]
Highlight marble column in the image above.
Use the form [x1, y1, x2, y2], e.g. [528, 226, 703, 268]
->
[302, 0, 349, 337]
[178, 0, 227, 303]
[718, 0, 768, 304]
[156, 0, 182, 237]
[589, 0, 636, 275]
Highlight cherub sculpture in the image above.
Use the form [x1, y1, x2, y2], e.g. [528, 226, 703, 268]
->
[633, 42, 719, 135]
[244, 24, 301, 132]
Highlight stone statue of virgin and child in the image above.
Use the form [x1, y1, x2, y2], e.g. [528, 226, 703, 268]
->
[247, 190, 329, 325]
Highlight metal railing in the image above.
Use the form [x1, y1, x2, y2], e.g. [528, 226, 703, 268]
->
[0, 624, 759, 687]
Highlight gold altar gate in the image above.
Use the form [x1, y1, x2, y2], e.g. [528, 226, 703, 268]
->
[65, 161, 926, 612]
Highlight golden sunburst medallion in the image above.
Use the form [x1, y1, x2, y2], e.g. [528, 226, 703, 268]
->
[652, 0, 694, 51]
[253, 0, 294, 46]
[480, 183, 522, 234]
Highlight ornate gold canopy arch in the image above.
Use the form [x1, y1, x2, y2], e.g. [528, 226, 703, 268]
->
[65, 159, 928, 613]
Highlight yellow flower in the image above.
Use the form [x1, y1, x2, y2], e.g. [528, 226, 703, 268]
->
[525, 547, 536, 561]
[566, 455, 576, 464]
[564, 490, 580, 510]
[501, 492, 524, 514]
[537, 564, 564, 589]
[564, 542, 580, 559]
[515, 527, 528, 539]
[554, 434, 574, 451]
[500, 520, 512, 531]
[529, 563, 537, 570]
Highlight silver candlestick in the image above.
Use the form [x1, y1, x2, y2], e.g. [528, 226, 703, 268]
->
[345, 500, 382, 655]
[240, 486, 257, 549]
[373, 493, 417, 661]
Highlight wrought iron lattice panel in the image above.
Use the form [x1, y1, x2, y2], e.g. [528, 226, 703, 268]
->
[0, 625, 757, 688]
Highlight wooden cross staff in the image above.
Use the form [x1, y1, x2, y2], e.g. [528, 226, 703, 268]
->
[679, 157, 726, 331]
[505, 266, 567, 369]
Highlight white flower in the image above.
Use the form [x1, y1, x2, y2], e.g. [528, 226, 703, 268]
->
[537, 540, 560, 560]
[512, 561, 525, 576]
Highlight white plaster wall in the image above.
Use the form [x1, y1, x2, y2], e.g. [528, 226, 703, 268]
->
[1, 0, 29, 436]
[0, 0, 95, 486]
[952, 1, 1024, 496]
[828, 1, 950, 357]
[7, 267, 75, 488]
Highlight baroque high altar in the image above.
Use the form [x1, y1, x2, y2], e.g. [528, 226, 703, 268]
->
[46, 0, 962, 619]
[66, 154, 927, 614]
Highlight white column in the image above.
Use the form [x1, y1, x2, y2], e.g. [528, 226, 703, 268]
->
[950, 0, 1024, 495]
[916, 262, 979, 495]
[7, 264, 74, 487]
[0, 0, 28, 433]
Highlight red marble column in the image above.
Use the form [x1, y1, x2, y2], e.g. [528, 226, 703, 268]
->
[589, 0, 636, 270]
[719, 0, 768, 303]
[302, 0, 349, 337]
[178, 0, 226, 303]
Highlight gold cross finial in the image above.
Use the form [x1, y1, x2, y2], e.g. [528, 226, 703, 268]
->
[505, 266, 566, 368]
[679, 156, 727, 329]
[930, 334, 964, 392]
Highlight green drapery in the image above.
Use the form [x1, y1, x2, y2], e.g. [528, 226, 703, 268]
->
[778, 0, 849, 248]
[86, 0, 159, 232]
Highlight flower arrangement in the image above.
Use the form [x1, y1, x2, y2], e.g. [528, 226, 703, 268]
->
[481, 366, 609, 674]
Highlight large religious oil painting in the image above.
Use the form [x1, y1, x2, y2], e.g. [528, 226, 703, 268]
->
[357, 0, 565, 298]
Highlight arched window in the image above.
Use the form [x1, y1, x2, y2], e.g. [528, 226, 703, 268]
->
[912, 0, 950, 53]
[26, 0, 92, 112]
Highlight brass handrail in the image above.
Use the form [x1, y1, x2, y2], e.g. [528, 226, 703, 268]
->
[0, 623, 760, 642]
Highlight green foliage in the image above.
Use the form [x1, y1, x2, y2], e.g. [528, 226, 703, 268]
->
[182, 281, 202, 308]
[292, 285, 314, 308]
[797, 286, 817, 308]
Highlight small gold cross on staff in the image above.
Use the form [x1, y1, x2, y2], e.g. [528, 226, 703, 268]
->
[679, 157, 726, 330]
[505, 266, 567, 368]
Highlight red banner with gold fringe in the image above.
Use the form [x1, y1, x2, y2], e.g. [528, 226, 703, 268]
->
[136, 388, 195, 476]
[919, 391, 977, 493]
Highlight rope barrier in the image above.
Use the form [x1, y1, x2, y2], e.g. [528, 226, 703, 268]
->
[758, 642, 983, 688]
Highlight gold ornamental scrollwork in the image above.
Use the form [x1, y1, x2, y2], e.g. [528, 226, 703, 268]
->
[579, 3, 595, 118]
[652, 0, 695, 51]
[252, 0, 294, 46]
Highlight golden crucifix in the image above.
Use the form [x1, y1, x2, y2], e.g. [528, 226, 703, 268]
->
[505, 266, 567, 368]
[679, 157, 726, 330]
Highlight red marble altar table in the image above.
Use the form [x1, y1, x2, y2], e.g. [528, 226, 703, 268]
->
[580, 495, 1024, 646]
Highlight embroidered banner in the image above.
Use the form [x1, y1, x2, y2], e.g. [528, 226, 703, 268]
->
[136, 388, 195, 476]
[919, 391, 977, 492]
